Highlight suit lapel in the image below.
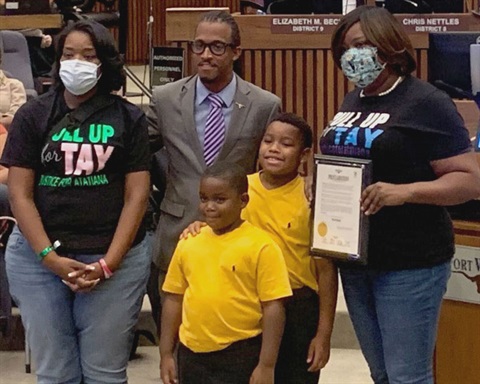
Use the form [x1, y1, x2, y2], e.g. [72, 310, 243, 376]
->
[218, 75, 252, 159]
[180, 76, 205, 167]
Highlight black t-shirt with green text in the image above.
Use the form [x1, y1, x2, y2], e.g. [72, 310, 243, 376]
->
[320, 76, 471, 270]
[1, 90, 150, 254]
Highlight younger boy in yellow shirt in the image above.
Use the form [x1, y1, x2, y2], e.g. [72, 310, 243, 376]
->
[160, 161, 292, 384]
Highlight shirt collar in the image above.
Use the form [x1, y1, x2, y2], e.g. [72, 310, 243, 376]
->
[196, 75, 237, 107]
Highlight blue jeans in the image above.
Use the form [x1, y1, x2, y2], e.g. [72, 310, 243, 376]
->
[340, 262, 451, 384]
[6, 226, 151, 384]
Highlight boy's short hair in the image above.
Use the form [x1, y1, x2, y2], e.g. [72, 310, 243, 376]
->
[270, 113, 313, 149]
[202, 162, 248, 194]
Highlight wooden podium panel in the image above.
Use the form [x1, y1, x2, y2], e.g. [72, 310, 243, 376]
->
[434, 221, 480, 384]
[0, 14, 62, 30]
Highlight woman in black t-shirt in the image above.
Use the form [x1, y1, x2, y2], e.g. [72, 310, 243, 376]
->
[320, 6, 480, 384]
[1, 21, 151, 383]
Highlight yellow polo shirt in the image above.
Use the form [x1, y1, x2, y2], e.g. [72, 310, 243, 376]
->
[243, 173, 318, 291]
[163, 221, 292, 353]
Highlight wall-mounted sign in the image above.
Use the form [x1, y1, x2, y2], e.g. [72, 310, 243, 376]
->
[270, 14, 480, 35]
[150, 47, 184, 89]
[444, 245, 480, 305]
[271, 17, 340, 34]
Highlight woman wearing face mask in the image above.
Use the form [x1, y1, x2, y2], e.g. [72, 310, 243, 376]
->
[320, 6, 480, 384]
[1, 20, 151, 383]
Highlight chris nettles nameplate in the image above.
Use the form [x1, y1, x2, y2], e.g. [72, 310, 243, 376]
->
[310, 155, 372, 264]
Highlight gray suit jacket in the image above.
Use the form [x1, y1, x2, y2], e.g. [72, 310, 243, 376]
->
[148, 74, 281, 270]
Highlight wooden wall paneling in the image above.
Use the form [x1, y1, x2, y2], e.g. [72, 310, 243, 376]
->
[284, 50, 294, 113]
[242, 50, 253, 83]
[305, 50, 316, 137]
[325, 51, 337, 131]
[263, 51, 273, 93]
[436, 300, 480, 384]
[157, 1, 240, 60]
[254, 50, 263, 89]
[294, 50, 304, 118]
[467, 0, 479, 11]
[316, 50, 328, 145]
[434, 222, 480, 384]
[273, 50, 284, 111]
[127, 1, 476, 63]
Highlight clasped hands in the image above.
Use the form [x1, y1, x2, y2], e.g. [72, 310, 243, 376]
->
[42, 253, 105, 293]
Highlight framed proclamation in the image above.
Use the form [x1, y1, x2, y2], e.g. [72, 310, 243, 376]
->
[310, 155, 372, 264]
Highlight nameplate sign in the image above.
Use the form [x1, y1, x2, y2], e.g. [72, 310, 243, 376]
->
[271, 16, 341, 34]
[398, 14, 477, 33]
[150, 46, 184, 89]
[444, 245, 480, 305]
[270, 14, 480, 35]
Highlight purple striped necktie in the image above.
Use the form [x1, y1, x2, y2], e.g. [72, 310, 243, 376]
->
[204, 93, 226, 166]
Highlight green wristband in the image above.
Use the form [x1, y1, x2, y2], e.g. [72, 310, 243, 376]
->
[37, 240, 61, 261]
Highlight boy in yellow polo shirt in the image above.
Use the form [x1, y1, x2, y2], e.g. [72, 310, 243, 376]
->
[245, 113, 337, 384]
[182, 113, 338, 384]
[160, 162, 292, 384]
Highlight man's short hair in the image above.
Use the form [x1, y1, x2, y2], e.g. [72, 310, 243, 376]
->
[202, 161, 248, 194]
[198, 10, 241, 47]
[270, 112, 313, 149]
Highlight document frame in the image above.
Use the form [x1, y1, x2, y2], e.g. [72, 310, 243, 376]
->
[310, 155, 372, 265]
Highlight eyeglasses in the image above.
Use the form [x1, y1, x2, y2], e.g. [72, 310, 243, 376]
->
[189, 40, 236, 56]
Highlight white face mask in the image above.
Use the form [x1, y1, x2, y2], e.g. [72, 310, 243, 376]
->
[59, 59, 101, 96]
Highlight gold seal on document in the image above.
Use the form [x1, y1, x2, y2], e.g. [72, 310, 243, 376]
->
[317, 222, 328, 237]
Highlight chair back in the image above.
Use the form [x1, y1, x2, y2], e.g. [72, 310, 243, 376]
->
[0, 30, 37, 99]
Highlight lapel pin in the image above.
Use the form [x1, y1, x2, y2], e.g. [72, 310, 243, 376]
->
[235, 102, 245, 109]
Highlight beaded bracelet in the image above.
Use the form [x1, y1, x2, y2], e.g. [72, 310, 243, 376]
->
[37, 240, 61, 261]
[98, 258, 113, 279]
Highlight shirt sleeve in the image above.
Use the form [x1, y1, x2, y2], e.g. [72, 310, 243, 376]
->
[125, 111, 151, 173]
[162, 243, 188, 295]
[405, 90, 472, 161]
[3, 79, 26, 117]
[256, 242, 292, 302]
[0, 104, 41, 169]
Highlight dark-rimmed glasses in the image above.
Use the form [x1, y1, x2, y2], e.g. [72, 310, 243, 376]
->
[189, 40, 236, 56]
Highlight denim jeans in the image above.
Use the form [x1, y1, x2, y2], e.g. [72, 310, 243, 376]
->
[340, 262, 451, 384]
[6, 226, 151, 384]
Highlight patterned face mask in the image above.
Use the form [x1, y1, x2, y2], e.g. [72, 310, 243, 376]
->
[340, 46, 386, 88]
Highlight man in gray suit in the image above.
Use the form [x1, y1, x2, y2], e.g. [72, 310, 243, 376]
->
[148, 10, 281, 284]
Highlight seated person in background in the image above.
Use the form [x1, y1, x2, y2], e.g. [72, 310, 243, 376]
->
[240, 0, 266, 14]
[19, 29, 55, 81]
[160, 161, 292, 384]
[182, 113, 338, 384]
[0, 50, 27, 130]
